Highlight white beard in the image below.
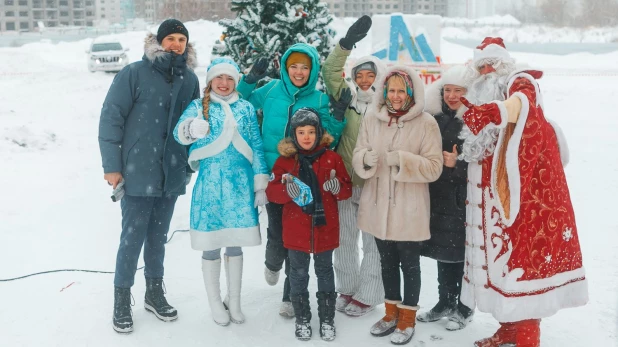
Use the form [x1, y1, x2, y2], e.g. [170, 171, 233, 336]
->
[459, 73, 506, 163]
[467, 72, 507, 105]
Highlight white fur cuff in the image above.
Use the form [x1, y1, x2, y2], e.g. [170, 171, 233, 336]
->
[254, 174, 269, 191]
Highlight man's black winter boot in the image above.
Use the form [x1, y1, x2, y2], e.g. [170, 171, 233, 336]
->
[113, 286, 133, 333]
[144, 277, 178, 322]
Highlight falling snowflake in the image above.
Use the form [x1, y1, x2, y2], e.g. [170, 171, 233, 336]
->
[545, 255, 552, 263]
[563, 227, 573, 242]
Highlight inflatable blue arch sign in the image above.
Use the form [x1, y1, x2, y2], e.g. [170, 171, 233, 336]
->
[371, 14, 442, 84]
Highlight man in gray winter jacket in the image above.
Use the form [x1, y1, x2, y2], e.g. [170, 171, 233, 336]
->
[98, 18, 200, 334]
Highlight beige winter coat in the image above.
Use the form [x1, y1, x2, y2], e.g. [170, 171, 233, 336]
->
[352, 65, 443, 242]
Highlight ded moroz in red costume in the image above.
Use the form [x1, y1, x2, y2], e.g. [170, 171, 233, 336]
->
[459, 37, 588, 347]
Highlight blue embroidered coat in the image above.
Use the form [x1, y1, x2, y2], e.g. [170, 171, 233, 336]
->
[174, 93, 269, 251]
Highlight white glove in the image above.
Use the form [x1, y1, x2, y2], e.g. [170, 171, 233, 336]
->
[254, 189, 268, 207]
[189, 118, 209, 139]
[363, 149, 378, 167]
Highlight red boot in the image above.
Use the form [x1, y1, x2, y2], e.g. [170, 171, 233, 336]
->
[514, 319, 541, 347]
[474, 322, 516, 347]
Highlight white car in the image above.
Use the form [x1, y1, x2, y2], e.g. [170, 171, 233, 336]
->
[86, 40, 129, 73]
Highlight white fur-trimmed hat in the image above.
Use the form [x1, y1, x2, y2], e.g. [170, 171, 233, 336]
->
[473, 37, 513, 67]
[441, 65, 468, 89]
[206, 57, 241, 86]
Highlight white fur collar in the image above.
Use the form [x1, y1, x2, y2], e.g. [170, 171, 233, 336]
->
[143, 33, 197, 70]
[424, 79, 467, 119]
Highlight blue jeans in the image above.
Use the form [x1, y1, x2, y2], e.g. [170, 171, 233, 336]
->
[114, 194, 178, 288]
[202, 247, 243, 260]
[288, 249, 335, 296]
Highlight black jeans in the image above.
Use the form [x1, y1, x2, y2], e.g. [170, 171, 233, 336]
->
[375, 239, 421, 307]
[288, 249, 335, 296]
[265, 202, 291, 302]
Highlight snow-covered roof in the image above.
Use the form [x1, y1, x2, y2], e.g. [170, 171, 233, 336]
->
[442, 14, 521, 27]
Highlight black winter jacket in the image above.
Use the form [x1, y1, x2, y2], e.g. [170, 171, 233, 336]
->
[421, 88, 468, 262]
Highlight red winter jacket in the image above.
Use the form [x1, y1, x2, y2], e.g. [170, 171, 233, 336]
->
[266, 134, 352, 254]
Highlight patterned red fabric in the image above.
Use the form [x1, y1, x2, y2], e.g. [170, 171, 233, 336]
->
[461, 97, 503, 135]
[514, 319, 541, 347]
[481, 76, 584, 293]
[474, 322, 516, 347]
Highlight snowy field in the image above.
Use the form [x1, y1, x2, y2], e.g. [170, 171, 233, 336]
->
[0, 19, 617, 346]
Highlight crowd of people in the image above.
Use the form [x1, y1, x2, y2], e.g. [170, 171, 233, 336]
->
[98, 16, 588, 347]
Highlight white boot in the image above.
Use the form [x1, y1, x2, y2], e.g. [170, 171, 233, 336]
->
[201, 258, 230, 326]
[223, 255, 245, 324]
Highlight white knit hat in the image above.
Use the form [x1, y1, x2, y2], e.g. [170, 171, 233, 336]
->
[441, 65, 468, 88]
[472, 37, 513, 67]
[206, 57, 240, 86]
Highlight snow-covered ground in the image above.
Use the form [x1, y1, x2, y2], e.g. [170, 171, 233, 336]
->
[0, 20, 616, 347]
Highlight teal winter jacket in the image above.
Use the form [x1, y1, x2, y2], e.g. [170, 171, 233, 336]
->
[237, 43, 346, 171]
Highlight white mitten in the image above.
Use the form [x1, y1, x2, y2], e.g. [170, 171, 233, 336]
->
[363, 149, 378, 167]
[386, 151, 399, 167]
[254, 189, 268, 207]
[189, 118, 210, 139]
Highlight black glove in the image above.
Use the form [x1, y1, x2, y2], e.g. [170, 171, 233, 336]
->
[244, 57, 270, 84]
[329, 88, 353, 122]
[339, 15, 372, 50]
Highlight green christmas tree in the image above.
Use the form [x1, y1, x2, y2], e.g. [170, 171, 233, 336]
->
[214, 0, 336, 85]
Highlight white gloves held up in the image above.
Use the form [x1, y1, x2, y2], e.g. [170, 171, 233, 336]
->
[364, 149, 400, 167]
[189, 118, 210, 139]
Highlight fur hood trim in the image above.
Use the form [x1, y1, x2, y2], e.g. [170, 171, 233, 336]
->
[373, 64, 425, 123]
[144, 33, 198, 70]
[425, 79, 467, 119]
[277, 133, 335, 157]
[346, 55, 387, 91]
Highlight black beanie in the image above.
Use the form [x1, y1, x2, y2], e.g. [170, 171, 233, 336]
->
[156, 19, 189, 44]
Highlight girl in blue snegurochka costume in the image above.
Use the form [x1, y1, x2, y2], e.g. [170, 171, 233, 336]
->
[173, 57, 269, 327]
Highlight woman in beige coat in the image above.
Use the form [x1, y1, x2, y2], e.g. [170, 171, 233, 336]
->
[352, 65, 443, 345]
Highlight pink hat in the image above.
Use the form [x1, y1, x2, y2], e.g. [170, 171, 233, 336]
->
[473, 37, 513, 66]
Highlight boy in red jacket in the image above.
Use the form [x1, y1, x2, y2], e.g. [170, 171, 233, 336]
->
[266, 108, 352, 341]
